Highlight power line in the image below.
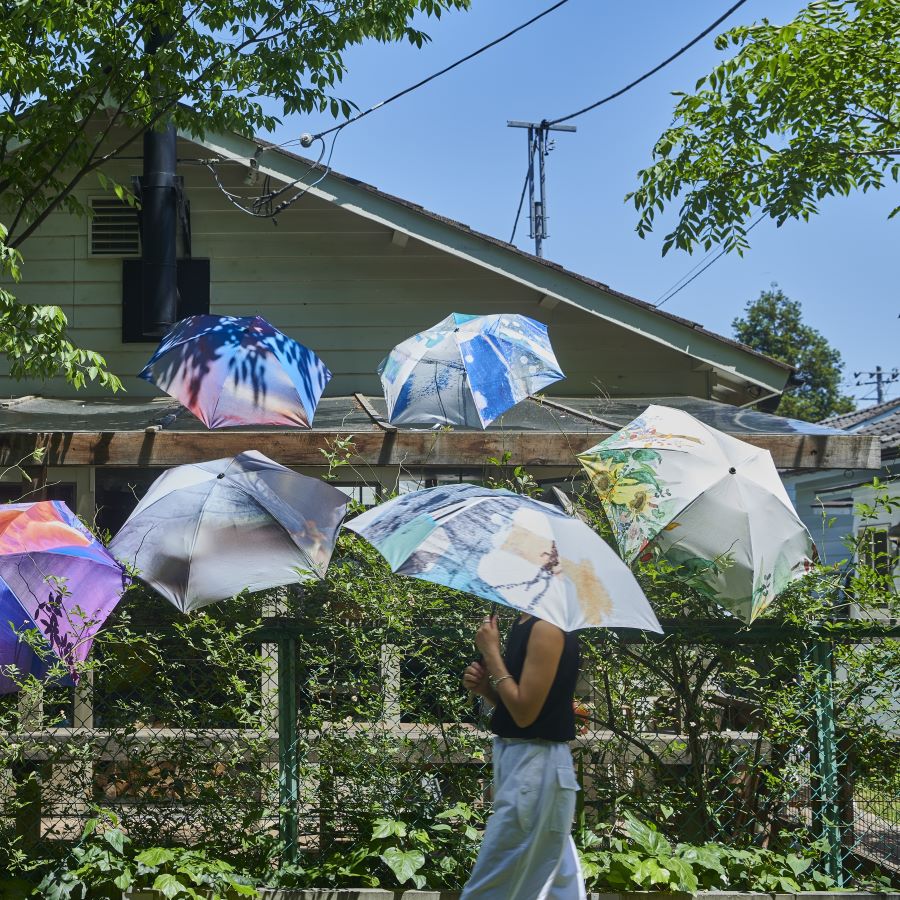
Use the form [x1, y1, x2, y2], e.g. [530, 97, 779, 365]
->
[314, 0, 573, 141]
[545, 0, 750, 126]
[654, 215, 764, 309]
[510, 158, 534, 244]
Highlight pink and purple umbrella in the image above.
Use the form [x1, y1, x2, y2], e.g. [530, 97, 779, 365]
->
[139, 314, 331, 428]
[0, 502, 129, 694]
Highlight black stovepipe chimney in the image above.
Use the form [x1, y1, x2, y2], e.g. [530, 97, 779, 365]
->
[140, 122, 179, 336]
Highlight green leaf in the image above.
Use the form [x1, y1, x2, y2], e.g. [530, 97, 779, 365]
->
[380, 848, 425, 885]
[103, 828, 126, 854]
[136, 847, 177, 867]
[372, 817, 407, 839]
[153, 873, 189, 899]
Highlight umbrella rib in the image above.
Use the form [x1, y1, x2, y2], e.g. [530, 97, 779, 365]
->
[227, 481, 322, 579]
[143, 319, 226, 359]
[734, 474, 764, 619]
[181, 464, 237, 609]
[204, 320, 263, 428]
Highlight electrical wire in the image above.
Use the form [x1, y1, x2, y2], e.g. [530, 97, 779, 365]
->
[654, 215, 764, 309]
[315, 0, 573, 141]
[509, 147, 536, 243]
[207, 2, 570, 217]
[544, 0, 750, 126]
[204, 131, 334, 220]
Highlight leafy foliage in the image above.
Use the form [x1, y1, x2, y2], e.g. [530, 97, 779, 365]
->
[1, 481, 897, 890]
[577, 812, 841, 893]
[35, 810, 258, 899]
[732, 286, 855, 421]
[0, 0, 468, 387]
[629, 0, 900, 256]
[0, 224, 121, 391]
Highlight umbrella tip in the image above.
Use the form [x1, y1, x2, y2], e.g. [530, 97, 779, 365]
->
[217, 472, 225, 479]
[729, 467, 736, 474]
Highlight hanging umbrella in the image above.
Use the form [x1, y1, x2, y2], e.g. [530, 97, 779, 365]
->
[109, 450, 348, 613]
[140, 314, 331, 428]
[379, 313, 564, 428]
[346, 483, 661, 633]
[577, 404, 815, 622]
[0, 502, 129, 694]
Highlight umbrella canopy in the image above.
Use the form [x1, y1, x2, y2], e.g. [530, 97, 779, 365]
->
[0, 502, 129, 694]
[577, 404, 815, 622]
[378, 313, 564, 428]
[346, 483, 661, 633]
[140, 314, 331, 428]
[109, 450, 348, 612]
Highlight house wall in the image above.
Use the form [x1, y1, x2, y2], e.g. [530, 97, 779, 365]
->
[786, 462, 898, 621]
[789, 475, 856, 566]
[0, 141, 713, 400]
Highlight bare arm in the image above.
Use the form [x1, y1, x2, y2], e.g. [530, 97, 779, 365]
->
[476, 616, 564, 729]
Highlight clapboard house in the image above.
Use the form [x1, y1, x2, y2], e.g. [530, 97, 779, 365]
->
[0, 121, 877, 530]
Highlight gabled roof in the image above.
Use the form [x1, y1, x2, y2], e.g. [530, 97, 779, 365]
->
[185, 126, 792, 402]
[823, 398, 900, 456]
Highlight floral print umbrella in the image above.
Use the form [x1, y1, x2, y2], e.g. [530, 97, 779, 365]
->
[577, 405, 815, 622]
[0, 502, 129, 694]
[346, 483, 661, 633]
[378, 313, 564, 428]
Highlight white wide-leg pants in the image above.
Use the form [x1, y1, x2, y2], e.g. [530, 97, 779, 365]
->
[461, 736, 587, 900]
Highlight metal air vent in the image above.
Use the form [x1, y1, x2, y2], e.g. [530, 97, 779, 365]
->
[89, 196, 140, 257]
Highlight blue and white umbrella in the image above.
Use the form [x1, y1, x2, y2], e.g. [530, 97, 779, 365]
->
[346, 484, 661, 633]
[378, 313, 564, 428]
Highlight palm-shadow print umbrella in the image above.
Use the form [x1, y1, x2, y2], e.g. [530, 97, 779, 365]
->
[378, 313, 564, 428]
[0, 502, 129, 694]
[577, 404, 815, 622]
[140, 314, 331, 428]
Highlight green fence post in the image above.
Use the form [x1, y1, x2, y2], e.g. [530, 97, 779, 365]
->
[278, 635, 299, 864]
[811, 638, 843, 886]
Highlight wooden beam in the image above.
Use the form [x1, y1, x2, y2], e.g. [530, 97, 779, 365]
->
[353, 392, 397, 432]
[0, 429, 880, 470]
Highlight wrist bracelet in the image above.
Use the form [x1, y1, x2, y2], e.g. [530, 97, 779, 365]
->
[489, 674, 512, 690]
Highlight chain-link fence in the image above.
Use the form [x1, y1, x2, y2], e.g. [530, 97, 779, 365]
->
[1, 588, 897, 888]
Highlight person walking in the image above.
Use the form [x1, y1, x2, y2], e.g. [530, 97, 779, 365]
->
[461, 611, 586, 899]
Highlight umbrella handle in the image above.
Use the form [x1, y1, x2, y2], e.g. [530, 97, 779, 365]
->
[476, 603, 499, 663]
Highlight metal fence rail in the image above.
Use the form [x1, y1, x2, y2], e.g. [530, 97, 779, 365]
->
[1, 603, 897, 888]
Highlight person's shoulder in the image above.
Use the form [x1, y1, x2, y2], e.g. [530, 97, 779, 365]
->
[529, 618, 565, 645]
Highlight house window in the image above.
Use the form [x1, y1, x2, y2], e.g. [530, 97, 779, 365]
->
[0, 482, 76, 507]
[89, 196, 140, 257]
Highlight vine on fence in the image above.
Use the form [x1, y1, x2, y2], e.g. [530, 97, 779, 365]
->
[0, 477, 896, 891]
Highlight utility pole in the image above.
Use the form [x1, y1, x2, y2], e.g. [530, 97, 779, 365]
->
[507, 120, 576, 257]
[854, 366, 899, 405]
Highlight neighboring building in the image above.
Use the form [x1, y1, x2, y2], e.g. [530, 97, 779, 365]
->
[784, 399, 899, 616]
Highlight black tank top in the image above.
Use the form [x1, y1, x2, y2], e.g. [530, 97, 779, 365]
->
[490, 616, 580, 742]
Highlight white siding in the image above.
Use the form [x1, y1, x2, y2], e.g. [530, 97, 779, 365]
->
[1, 146, 711, 400]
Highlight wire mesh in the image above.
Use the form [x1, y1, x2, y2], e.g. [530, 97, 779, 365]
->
[0, 594, 897, 888]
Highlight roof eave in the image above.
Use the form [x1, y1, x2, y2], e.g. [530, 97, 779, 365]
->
[186, 127, 791, 398]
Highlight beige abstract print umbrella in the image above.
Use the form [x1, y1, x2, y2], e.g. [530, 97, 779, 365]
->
[577, 405, 815, 622]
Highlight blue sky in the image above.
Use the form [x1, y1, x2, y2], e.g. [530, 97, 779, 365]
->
[264, 0, 897, 408]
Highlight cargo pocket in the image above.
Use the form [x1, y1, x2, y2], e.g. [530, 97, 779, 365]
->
[550, 765, 579, 833]
[514, 753, 544, 832]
